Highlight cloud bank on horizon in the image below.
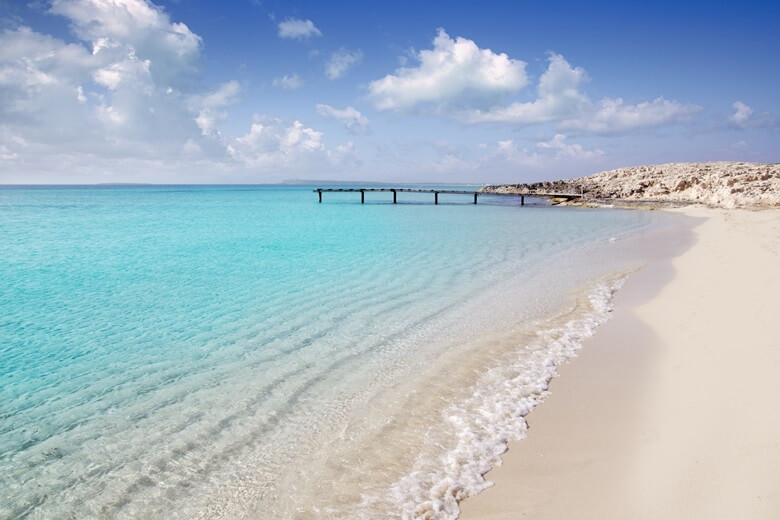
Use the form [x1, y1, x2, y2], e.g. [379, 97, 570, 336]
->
[0, 0, 776, 183]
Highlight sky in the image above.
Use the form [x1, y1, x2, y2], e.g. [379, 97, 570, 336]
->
[0, 0, 778, 184]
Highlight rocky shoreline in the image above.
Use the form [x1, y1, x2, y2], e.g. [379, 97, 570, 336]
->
[481, 162, 780, 209]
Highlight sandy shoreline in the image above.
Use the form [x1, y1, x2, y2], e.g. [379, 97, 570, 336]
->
[459, 207, 780, 519]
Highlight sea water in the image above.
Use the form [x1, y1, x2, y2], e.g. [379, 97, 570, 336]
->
[0, 186, 675, 518]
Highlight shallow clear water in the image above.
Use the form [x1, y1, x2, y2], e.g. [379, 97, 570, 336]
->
[1, 186, 663, 518]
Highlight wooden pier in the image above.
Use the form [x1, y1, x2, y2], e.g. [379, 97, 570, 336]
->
[313, 188, 582, 205]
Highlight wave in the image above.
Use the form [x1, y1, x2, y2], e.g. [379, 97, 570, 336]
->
[359, 277, 626, 519]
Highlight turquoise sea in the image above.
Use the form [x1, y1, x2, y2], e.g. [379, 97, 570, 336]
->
[0, 186, 672, 518]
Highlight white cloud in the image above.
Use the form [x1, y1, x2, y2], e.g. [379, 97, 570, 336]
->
[465, 53, 588, 124]
[92, 66, 121, 89]
[200, 80, 241, 109]
[465, 53, 699, 134]
[0, 26, 105, 148]
[427, 153, 479, 174]
[480, 139, 548, 168]
[368, 28, 527, 110]
[50, 0, 202, 82]
[180, 137, 203, 157]
[226, 117, 359, 172]
[277, 18, 321, 40]
[0, 144, 18, 161]
[227, 118, 326, 167]
[478, 135, 603, 170]
[13, 0, 209, 153]
[0, 1, 361, 182]
[561, 97, 699, 133]
[729, 101, 753, 127]
[194, 110, 216, 136]
[331, 140, 361, 168]
[272, 73, 303, 90]
[315, 104, 369, 132]
[92, 50, 152, 92]
[188, 81, 242, 136]
[422, 135, 604, 179]
[489, 135, 603, 166]
[536, 133, 603, 159]
[726, 101, 779, 129]
[0, 26, 95, 89]
[325, 48, 363, 79]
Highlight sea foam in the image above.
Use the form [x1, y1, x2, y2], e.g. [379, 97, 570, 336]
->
[362, 279, 625, 519]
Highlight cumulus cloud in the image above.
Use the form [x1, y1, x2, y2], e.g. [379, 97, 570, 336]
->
[477, 139, 541, 167]
[325, 48, 363, 79]
[0, 1, 357, 182]
[0, 24, 158, 152]
[498, 135, 600, 162]
[422, 134, 604, 179]
[477, 135, 603, 170]
[729, 101, 753, 127]
[725, 100, 778, 129]
[367, 35, 698, 133]
[465, 53, 587, 124]
[0, 144, 18, 161]
[368, 28, 527, 110]
[272, 73, 303, 90]
[427, 153, 479, 174]
[315, 104, 369, 132]
[0, 25, 94, 95]
[228, 119, 323, 166]
[0, 0, 210, 157]
[561, 97, 699, 133]
[191, 81, 241, 136]
[277, 18, 321, 40]
[50, 0, 201, 82]
[464, 53, 699, 133]
[198, 80, 241, 109]
[536, 133, 603, 159]
[226, 117, 356, 170]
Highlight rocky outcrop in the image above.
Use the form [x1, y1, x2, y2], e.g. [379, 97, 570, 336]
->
[482, 162, 780, 208]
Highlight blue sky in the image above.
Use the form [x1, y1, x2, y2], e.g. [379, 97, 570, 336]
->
[0, 0, 777, 183]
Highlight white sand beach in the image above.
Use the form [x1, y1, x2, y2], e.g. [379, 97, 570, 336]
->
[460, 207, 780, 519]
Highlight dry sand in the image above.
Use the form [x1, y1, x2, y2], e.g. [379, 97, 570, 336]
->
[459, 207, 780, 519]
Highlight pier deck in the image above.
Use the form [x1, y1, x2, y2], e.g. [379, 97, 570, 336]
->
[313, 188, 583, 205]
